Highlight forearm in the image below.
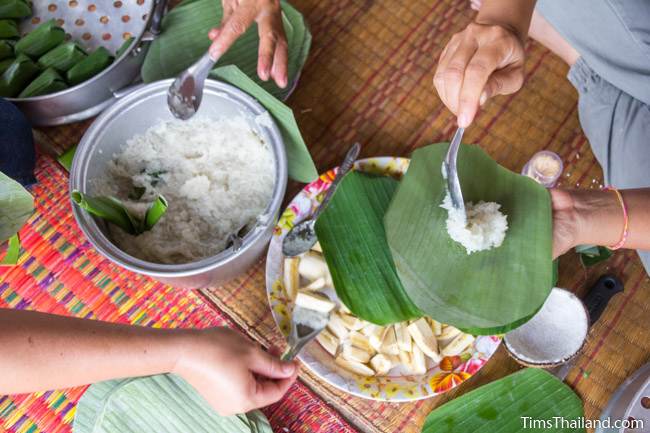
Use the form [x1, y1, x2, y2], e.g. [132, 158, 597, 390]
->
[476, 0, 537, 39]
[573, 188, 650, 250]
[0, 308, 192, 394]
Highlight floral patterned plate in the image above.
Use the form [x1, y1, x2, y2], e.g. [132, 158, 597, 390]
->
[265, 157, 501, 402]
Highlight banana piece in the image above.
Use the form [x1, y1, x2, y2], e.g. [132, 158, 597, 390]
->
[439, 325, 462, 341]
[283, 257, 300, 301]
[335, 356, 375, 377]
[431, 320, 442, 336]
[410, 343, 427, 375]
[407, 318, 441, 363]
[349, 331, 374, 354]
[370, 354, 393, 375]
[394, 323, 412, 352]
[302, 276, 327, 291]
[342, 343, 372, 363]
[441, 333, 475, 357]
[339, 313, 365, 331]
[311, 241, 323, 253]
[327, 313, 349, 340]
[295, 291, 336, 313]
[363, 325, 386, 352]
[298, 251, 329, 280]
[316, 329, 339, 356]
[379, 327, 399, 356]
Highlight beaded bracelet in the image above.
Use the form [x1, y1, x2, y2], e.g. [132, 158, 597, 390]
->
[603, 186, 629, 250]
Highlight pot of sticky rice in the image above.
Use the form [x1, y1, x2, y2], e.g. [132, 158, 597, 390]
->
[70, 79, 287, 288]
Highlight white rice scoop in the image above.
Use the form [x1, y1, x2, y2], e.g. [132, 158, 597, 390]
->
[505, 275, 623, 379]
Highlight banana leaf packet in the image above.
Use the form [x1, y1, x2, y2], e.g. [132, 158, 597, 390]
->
[0, 56, 12, 74]
[0, 39, 13, 60]
[15, 19, 65, 58]
[0, 0, 31, 19]
[67, 46, 113, 86]
[0, 19, 19, 38]
[115, 36, 134, 58]
[19, 67, 67, 97]
[0, 53, 39, 97]
[38, 41, 86, 72]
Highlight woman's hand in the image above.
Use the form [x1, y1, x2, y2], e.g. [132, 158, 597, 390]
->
[173, 327, 298, 416]
[433, 22, 525, 127]
[550, 189, 579, 259]
[208, 0, 288, 88]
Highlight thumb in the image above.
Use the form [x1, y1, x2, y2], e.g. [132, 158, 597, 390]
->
[249, 348, 296, 379]
[481, 66, 525, 104]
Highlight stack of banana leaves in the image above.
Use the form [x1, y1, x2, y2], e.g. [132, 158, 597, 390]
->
[0, 1, 129, 98]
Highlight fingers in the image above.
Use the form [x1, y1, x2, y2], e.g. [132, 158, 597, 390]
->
[249, 347, 297, 379]
[209, 3, 257, 60]
[456, 46, 504, 127]
[434, 36, 478, 118]
[257, 8, 288, 87]
[251, 374, 296, 408]
[481, 65, 525, 104]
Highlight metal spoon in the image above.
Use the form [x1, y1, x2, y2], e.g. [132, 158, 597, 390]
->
[281, 303, 331, 361]
[282, 142, 361, 257]
[443, 127, 466, 223]
[167, 51, 217, 120]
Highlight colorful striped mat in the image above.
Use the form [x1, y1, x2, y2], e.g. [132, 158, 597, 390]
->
[0, 157, 356, 433]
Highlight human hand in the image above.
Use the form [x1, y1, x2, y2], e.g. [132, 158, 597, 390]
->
[173, 327, 298, 416]
[433, 22, 525, 127]
[550, 189, 579, 259]
[208, 0, 288, 88]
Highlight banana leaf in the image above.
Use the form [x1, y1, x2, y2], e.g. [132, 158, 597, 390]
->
[73, 374, 273, 433]
[0, 170, 33, 242]
[0, 57, 13, 74]
[0, 0, 31, 19]
[0, 233, 20, 265]
[575, 244, 612, 267]
[384, 143, 553, 334]
[141, 0, 310, 101]
[115, 36, 133, 58]
[71, 190, 168, 235]
[15, 19, 65, 58]
[0, 53, 39, 97]
[0, 40, 13, 59]
[18, 67, 67, 97]
[314, 171, 423, 325]
[57, 144, 76, 171]
[422, 368, 586, 433]
[211, 65, 317, 182]
[66, 46, 113, 86]
[38, 42, 86, 72]
[0, 19, 19, 38]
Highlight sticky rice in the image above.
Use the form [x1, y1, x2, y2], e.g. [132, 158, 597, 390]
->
[100, 116, 275, 264]
[440, 194, 508, 254]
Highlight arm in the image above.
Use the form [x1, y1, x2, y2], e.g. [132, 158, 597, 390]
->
[551, 188, 650, 258]
[0, 309, 297, 416]
[433, 0, 537, 127]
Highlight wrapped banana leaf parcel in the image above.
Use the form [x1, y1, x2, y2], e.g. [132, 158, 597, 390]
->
[0, 39, 13, 60]
[0, 18, 19, 38]
[315, 143, 553, 335]
[18, 67, 67, 97]
[66, 46, 113, 86]
[0, 57, 13, 74]
[38, 41, 86, 72]
[0, 53, 39, 97]
[0, 0, 31, 19]
[14, 18, 65, 58]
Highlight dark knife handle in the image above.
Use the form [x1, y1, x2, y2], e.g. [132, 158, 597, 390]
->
[583, 275, 624, 325]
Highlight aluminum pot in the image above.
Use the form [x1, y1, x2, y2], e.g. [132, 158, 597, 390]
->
[7, 0, 167, 126]
[70, 79, 288, 288]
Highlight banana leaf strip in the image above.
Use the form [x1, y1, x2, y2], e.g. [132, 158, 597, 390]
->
[73, 374, 273, 433]
[384, 143, 553, 334]
[576, 244, 612, 267]
[141, 0, 311, 101]
[18, 67, 67, 97]
[0, 233, 20, 265]
[211, 65, 317, 182]
[66, 46, 113, 86]
[115, 36, 133, 58]
[314, 171, 423, 325]
[0, 57, 13, 74]
[0, 170, 33, 242]
[15, 19, 65, 57]
[0, 0, 31, 19]
[57, 144, 76, 171]
[0, 19, 19, 38]
[38, 41, 86, 72]
[0, 39, 13, 59]
[71, 190, 167, 235]
[0, 53, 39, 98]
[422, 368, 586, 433]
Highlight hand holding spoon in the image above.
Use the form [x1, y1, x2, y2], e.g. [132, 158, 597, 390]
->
[167, 51, 218, 120]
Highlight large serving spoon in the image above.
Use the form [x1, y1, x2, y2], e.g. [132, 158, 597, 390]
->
[281, 303, 331, 361]
[167, 51, 217, 120]
[282, 142, 361, 257]
[443, 127, 466, 224]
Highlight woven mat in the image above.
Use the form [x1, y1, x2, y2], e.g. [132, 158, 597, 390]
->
[2, 0, 649, 432]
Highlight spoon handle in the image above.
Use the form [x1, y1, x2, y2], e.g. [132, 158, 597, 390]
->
[311, 143, 361, 220]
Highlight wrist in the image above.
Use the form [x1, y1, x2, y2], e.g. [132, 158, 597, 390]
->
[571, 189, 623, 247]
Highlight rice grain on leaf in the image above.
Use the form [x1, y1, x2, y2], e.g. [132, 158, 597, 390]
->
[314, 171, 422, 325]
[384, 143, 553, 335]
